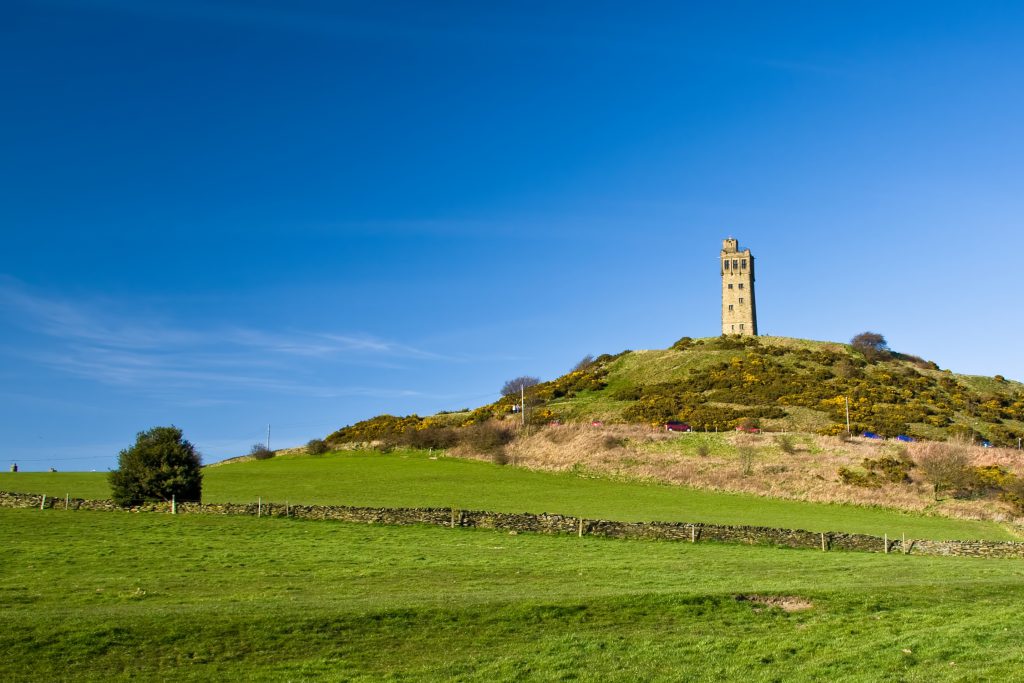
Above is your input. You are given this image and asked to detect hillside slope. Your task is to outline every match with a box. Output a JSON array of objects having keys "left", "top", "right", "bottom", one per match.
[
  {"left": 329, "top": 335, "right": 1024, "bottom": 446},
  {"left": 321, "top": 336, "right": 1024, "bottom": 525}
]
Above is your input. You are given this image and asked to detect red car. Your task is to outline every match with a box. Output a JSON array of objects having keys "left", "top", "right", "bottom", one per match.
[
  {"left": 736, "top": 425, "right": 761, "bottom": 434},
  {"left": 665, "top": 421, "right": 691, "bottom": 432}
]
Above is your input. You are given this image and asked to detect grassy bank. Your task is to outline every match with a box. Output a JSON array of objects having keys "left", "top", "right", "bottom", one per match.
[{"left": 0, "top": 449, "right": 1017, "bottom": 540}]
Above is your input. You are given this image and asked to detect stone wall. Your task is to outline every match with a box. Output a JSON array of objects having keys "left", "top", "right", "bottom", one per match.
[{"left": 3, "top": 490, "right": 1023, "bottom": 558}]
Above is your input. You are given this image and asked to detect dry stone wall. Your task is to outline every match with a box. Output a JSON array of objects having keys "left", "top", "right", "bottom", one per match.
[{"left": 2, "top": 490, "right": 1022, "bottom": 558}]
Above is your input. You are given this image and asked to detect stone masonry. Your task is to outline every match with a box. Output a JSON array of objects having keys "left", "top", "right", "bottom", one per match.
[
  {"left": 721, "top": 237, "right": 757, "bottom": 335},
  {"left": 4, "top": 491, "right": 1023, "bottom": 558}
]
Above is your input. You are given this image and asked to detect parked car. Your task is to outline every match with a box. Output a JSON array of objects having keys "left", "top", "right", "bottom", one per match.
[
  {"left": 895, "top": 435, "right": 915, "bottom": 443},
  {"left": 665, "top": 421, "right": 691, "bottom": 432},
  {"left": 980, "top": 440, "right": 993, "bottom": 448},
  {"left": 591, "top": 420, "right": 604, "bottom": 427},
  {"left": 862, "top": 431, "right": 882, "bottom": 440},
  {"left": 735, "top": 425, "right": 760, "bottom": 434}
]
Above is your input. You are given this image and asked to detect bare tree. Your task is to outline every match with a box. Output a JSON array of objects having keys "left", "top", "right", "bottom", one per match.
[
  {"left": 916, "top": 438, "right": 974, "bottom": 499},
  {"left": 572, "top": 354, "right": 595, "bottom": 372},
  {"left": 501, "top": 376, "right": 540, "bottom": 397}
]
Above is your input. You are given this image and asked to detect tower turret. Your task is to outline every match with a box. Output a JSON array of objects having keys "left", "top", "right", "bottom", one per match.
[{"left": 721, "top": 238, "right": 757, "bottom": 335}]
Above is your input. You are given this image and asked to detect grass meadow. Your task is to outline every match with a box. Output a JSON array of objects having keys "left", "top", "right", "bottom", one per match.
[
  {"left": 0, "top": 448, "right": 1018, "bottom": 540},
  {"left": 3, "top": 508, "right": 1024, "bottom": 681}
]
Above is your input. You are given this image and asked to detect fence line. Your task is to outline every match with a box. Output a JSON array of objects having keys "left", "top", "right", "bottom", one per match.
[{"left": 1, "top": 490, "right": 1021, "bottom": 558}]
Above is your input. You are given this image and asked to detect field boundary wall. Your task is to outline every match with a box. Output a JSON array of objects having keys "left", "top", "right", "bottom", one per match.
[{"left": 1, "top": 490, "right": 1020, "bottom": 558}]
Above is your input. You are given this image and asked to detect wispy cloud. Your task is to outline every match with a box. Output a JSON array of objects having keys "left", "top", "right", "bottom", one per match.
[{"left": 0, "top": 279, "right": 448, "bottom": 400}]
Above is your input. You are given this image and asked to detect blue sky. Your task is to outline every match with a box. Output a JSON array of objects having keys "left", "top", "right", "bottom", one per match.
[{"left": 3, "top": 1, "right": 1024, "bottom": 471}]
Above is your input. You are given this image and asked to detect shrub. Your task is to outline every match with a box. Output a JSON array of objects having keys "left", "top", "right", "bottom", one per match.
[
  {"left": 1001, "top": 476, "right": 1024, "bottom": 512},
  {"left": 108, "top": 426, "right": 202, "bottom": 506},
  {"left": 398, "top": 426, "right": 460, "bottom": 450},
  {"left": 839, "top": 455, "right": 913, "bottom": 488},
  {"left": 612, "top": 386, "right": 643, "bottom": 401},
  {"left": 774, "top": 434, "right": 797, "bottom": 454},
  {"left": 326, "top": 414, "right": 424, "bottom": 444},
  {"left": 306, "top": 438, "right": 328, "bottom": 455},
  {"left": 462, "top": 422, "right": 514, "bottom": 458},
  {"left": 973, "top": 465, "right": 1013, "bottom": 496},
  {"left": 602, "top": 435, "right": 626, "bottom": 450},
  {"left": 838, "top": 467, "right": 876, "bottom": 487},
  {"left": 695, "top": 442, "right": 711, "bottom": 457},
  {"left": 250, "top": 443, "right": 274, "bottom": 460},
  {"left": 670, "top": 336, "right": 694, "bottom": 351},
  {"left": 737, "top": 446, "right": 757, "bottom": 476}
]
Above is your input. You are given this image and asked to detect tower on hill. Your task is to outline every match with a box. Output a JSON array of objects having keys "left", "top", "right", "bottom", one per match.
[{"left": 721, "top": 238, "right": 757, "bottom": 336}]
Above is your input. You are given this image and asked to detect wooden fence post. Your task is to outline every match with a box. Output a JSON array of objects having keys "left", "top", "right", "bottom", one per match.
[
  {"left": 884, "top": 533, "right": 888, "bottom": 554},
  {"left": 820, "top": 532, "right": 826, "bottom": 552},
  {"left": 258, "top": 497, "right": 262, "bottom": 518},
  {"left": 171, "top": 494, "right": 176, "bottom": 515},
  {"left": 65, "top": 493, "right": 69, "bottom": 510},
  {"left": 40, "top": 494, "right": 46, "bottom": 511},
  {"left": 578, "top": 518, "right": 584, "bottom": 537}
]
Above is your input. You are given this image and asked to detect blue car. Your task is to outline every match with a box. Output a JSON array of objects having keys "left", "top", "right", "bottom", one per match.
[
  {"left": 896, "top": 435, "right": 915, "bottom": 443},
  {"left": 862, "top": 431, "right": 882, "bottom": 440}
]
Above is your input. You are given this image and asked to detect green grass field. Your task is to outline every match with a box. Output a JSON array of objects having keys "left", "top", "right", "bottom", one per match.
[
  {"left": 3, "top": 508, "right": 1024, "bottom": 681},
  {"left": 0, "top": 449, "right": 1016, "bottom": 540}
]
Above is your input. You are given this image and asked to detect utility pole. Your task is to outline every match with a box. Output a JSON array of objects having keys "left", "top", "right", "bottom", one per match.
[
  {"left": 267, "top": 424, "right": 271, "bottom": 451},
  {"left": 521, "top": 384, "right": 525, "bottom": 428},
  {"left": 845, "top": 396, "right": 851, "bottom": 435}
]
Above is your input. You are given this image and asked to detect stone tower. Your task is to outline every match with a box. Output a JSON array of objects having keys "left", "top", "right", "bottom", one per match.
[{"left": 721, "top": 238, "right": 757, "bottom": 336}]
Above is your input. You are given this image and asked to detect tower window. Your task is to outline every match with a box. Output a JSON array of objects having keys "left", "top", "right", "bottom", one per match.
[
  {"left": 723, "top": 261, "right": 730, "bottom": 269},
  {"left": 738, "top": 283, "right": 744, "bottom": 289},
  {"left": 728, "top": 284, "right": 733, "bottom": 289},
  {"left": 740, "top": 324, "right": 745, "bottom": 330},
  {"left": 739, "top": 297, "right": 744, "bottom": 304},
  {"left": 728, "top": 305, "right": 733, "bottom": 311},
  {"left": 733, "top": 260, "right": 738, "bottom": 269},
  {"left": 741, "top": 259, "right": 747, "bottom": 269}
]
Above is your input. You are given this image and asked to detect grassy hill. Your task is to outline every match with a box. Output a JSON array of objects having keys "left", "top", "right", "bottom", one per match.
[
  {"left": 314, "top": 335, "right": 1024, "bottom": 527},
  {"left": 328, "top": 335, "right": 1024, "bottom": 445}
]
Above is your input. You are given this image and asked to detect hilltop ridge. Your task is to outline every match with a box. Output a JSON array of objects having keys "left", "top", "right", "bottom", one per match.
[{"left": 328, "top": 335, "right": 1024, "bottom": 447}]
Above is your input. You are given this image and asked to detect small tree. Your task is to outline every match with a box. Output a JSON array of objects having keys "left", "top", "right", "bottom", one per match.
[
  {"left": 109, "top": 426, "right": 202, "bottom": 506},
  {"left": 250, "top": 443, "right": 274, "bottom": 460},
  {"left": 917, "top": 439, "right": 973, "bottom": 499},
  {"left": 306, "top": 438, "right": 328, "bottom": 455},
  {"left": 851, "top": 332, "right": 890, "bottom": 362},
  {"left": 737, "top": 446, "right": 757, "bottom": 476},
  {"left": 501, "top": 376, "right": 540, "bottom": 397}
]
